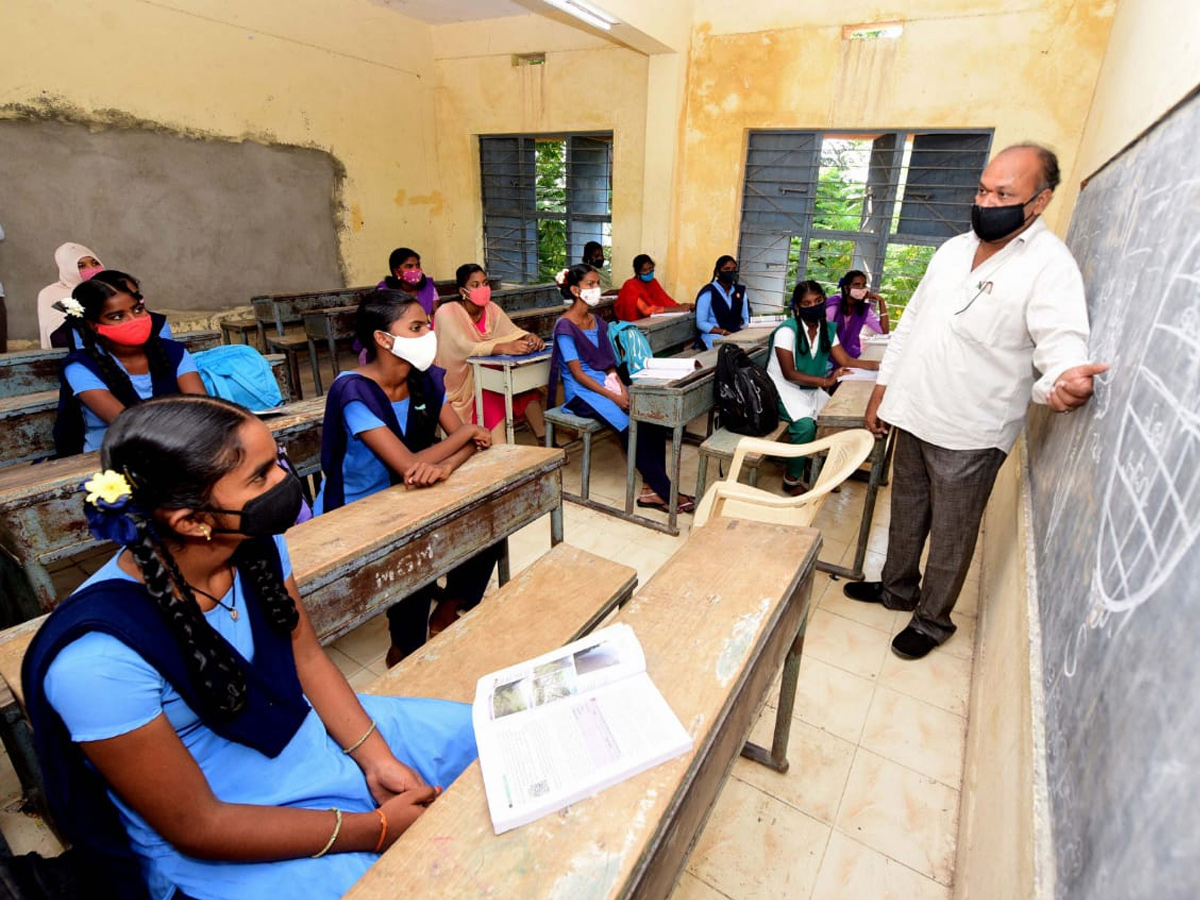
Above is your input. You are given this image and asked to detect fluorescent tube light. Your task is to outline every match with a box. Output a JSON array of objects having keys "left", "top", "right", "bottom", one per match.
[{"left": 543, "top": 0, "right": 617, "bottom": 30}]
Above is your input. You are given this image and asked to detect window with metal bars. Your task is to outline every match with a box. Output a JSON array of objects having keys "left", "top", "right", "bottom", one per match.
[
  {"left": 737, "top": 129, "right": 993, "bottom": 318},
  {"left": 479, "top": 133, "right": 613, "bottom": 284}
]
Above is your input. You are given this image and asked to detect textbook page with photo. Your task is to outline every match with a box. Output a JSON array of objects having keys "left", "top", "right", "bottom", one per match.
[{"left": 472, "top": 623, "right": 694, "bottom": 834}]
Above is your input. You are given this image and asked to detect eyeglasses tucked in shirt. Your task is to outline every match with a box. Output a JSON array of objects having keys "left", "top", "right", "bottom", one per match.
[{"left": 955, "top": 281, "right": 993, "bottom": 316}]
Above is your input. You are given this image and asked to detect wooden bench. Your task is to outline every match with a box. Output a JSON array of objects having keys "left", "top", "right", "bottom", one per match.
[
  {"left": 219, "top": 315, "right": 263, "bottom": 351},
  {"left": 0, "top": 353, "right": 294, "bottom": 470},
  {"left": 694, "top": 421, "right": 788, "bottom": 501},
  {"left": 543, "top": 406, "right": 613, "bottom": 504},
  {"left": 349, "top": 515, "right": 822, "bottom": 899},
  {"left": 0, "top": 541, "right": 634, "bottom": 833},
  {"left": 0, "top": 396, "right": 325, "bottom": 621}
]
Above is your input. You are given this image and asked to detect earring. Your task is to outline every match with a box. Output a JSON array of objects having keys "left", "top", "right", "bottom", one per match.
[{"left": 200, "top": 524, "right": 212, "bottom": 542}]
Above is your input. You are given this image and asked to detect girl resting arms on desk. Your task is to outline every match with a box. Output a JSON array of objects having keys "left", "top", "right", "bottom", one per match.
[
  {"left": 24, "top": 394, "right": 477, "bottom": 900},
  {"left": 614, "top": 254, "right": 684, "bottom": 321},
  {"left": 314, "top": 290, "right": 500, "bottom": 665},
  {"left": 549, "top": 264, "right": 693, "bottom": 515},
  {"left": 54, "top": 270, "right": 205, "bottom": 457},
  {"left": 433, "top": 263, "right": 548, "bottom": 444},
  {"left": 694, "top": 255, "right": 750, "bottom": 350},
  {"left": 825, "top": 269, "right": 890, "bottom": 359},
  {"left": 768, "top": 280, "right": 878, "bottom": 495}
]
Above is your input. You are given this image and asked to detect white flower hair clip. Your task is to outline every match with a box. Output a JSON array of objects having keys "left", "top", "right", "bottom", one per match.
[
  {"left": 54, "top": 298, "right": 85, "bottom": 318},
  {"left": 554, "top": 268, "right": 570, "bottom": 287}
]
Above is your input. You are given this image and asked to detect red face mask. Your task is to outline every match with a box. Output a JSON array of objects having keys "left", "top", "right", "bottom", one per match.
[{"left": 96, "top": 315, "right": 153, "bottom": 347}]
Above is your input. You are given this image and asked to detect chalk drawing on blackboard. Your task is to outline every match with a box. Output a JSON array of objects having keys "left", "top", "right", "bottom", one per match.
[{"left": 1091, "top": 233, "right": 1200, "bottom": 619}]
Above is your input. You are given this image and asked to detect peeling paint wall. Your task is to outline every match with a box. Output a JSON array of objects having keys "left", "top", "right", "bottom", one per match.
[
  {"left": 665, "top": 1, "right": 1115, "bottom": 304},
  {"left": 0, "top": 0, "right": 442, "bottom": 335},
  {"left": 430, "top": 15, "right": 649, "bottom": 281}
]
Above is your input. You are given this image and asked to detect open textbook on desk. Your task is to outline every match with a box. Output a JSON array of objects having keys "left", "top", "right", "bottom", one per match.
[{"left": 473, "top": 623, "right": 693, "bottom": 834}]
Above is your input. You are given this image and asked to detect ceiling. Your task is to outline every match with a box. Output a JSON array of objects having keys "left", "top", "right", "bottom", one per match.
[{"left": 370, "top": 0, "right": 533, "bottom": 25}]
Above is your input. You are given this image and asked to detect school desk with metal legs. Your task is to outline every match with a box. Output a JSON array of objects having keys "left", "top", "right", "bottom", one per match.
[{"left": 467, "top": 349, "right": 552, "bottom": 444}]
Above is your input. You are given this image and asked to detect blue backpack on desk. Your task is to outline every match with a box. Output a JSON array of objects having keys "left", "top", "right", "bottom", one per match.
[
  {"left": 607, "top": 321, "right": 653, "bottom": 377},
  {"left": 193, "top": 345, "right": 283, "bottom": 410}
]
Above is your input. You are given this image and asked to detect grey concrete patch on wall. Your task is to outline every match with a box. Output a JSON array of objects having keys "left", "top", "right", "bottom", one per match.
[{"left": 0, "top": 117, "right": 345, "bottom": 342}]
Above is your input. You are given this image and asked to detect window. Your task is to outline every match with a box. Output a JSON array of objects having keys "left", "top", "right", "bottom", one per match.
[
  {"left": 738, "top": 129, "right": 992, "bottom": 318},
  {"left": 479, "top": 133, "right": 613, "bottom": 284}
]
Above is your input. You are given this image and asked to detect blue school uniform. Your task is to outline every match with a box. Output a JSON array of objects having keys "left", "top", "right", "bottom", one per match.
[
  {"left": 30, "top": 534, "right": 476, "bottom": 900},
  {"left": 694, "top": 280, "right": 750, "bottom": 349},
  {"left": 556, "top": 328, "right": 628, "bottom": 430}
]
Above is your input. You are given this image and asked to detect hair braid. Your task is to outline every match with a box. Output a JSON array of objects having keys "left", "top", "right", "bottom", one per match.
[
  {"left": 127, "top": 520, "right": 248, "bottom": 718},
  {"left": 143, "top": 333, "right": 174, "bottom": 383},
  {"left": 83, "top": 334, "right": 141, "bottom": 408},
  {"left": 235, "top": 543, "right": 299, "bottom": 634}
]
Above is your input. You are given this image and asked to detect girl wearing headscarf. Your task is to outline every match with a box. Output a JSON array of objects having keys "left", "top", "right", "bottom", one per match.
[{"left": 37, "top": 243, "right": 104, "bottom": 349}]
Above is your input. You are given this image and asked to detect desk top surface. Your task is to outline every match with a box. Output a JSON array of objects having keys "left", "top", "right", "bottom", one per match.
[
  {"left": 347, "top": 516, "right": 820, "bottom": 900},
  {"left": 466, "top": 349, "right": 552, "bottom": 366}
]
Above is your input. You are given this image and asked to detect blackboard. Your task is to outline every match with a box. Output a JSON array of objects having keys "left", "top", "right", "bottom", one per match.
[{"left": 1026, "top": 89, "right": 1200, "bottom": 900}]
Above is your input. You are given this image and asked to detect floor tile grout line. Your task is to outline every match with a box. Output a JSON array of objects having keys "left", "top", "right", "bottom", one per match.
[
  {"left": 827, "top": 822, "right": 961, "bottom": 891},
  {"left": 850, "top": 743, "right": 965, "bottom": 802}
]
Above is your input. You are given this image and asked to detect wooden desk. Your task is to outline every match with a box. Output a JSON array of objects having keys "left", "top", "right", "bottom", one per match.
[
  {"left": 715, "top": 324, "right": 776, "bottom": 351},
  {"left": 814, "top": 342, "right": 888, "bottom": 581},
  {"left": 347, "top": 516, "right": 821, "bottom": 900},
  {"left": 623, "top": 346, "right": 768, "bottom": 535},
  {"left": 467, "top": 350, "right": 551, "bottom": 443},
  {"left": 302, "top": 306, "right": 357, "bottom": 395},
  {"left": 631, "top": 311, "right": 696, "bottom": 355},
  {"left": 0, "top": 397, "right": 326, "bottom": 623}
]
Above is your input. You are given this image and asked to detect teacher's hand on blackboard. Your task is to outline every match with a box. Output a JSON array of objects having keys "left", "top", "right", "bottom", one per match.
[{"left": 1048, "top": 362, "right": 1110, "bottom": 413}]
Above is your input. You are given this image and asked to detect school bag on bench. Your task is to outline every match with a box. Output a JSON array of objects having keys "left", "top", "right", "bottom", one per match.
[
  {"left": 607, "top": 320, "right": 654, "bottom": 381},
  {"left": 193, "top": 345, "right": 283, "bottom": 411},
  {"left": 714, "top": 343, "right": 780, "bottom": 436}
]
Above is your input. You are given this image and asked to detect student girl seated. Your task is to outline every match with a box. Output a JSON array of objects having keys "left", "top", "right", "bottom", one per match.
[
  {"left": 694, "top": 255, "right": 749, "bottom": 349},
  {"left": 314, "top": 290, "right": 500, "bottom": 666},
  {"left": 768, "top": 280, "right": 879, "bottom": 495},
  {"left": 549, "top": 264, "right": 693, "bottom": 514},
  {"left": 378, "top": 247, "right": 438, "bottom": 316},
  {"left": 581, "top": 241, "right": 614, "bottom": 292},
  {"left": 433, "top": 263, "right": 548, "bottom": 443},
  {"left": 24, "top": 395, "right": 476, "bottom": 900},
  {"left": 825, "top": 269, "right": 890, "bottom": 358},
  {"left": 54, "top": 270, "right": 205, "bottom": 457},
  {"left": 614, "top": 254, "right": 684, "bottom": 321},
  {"left": 37, "top": 242, "right": 104, "bottom": 349}
]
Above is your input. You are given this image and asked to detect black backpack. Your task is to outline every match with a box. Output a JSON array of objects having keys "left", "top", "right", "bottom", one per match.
[{"left": 713, "top": 343, "right": 780, "bottom": 436}]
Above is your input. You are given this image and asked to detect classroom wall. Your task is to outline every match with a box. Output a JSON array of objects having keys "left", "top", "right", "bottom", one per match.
[
  {"left": 661, "top": 0, "right": 1115, "bottom": 303},
  {"left": 429, "top": 16, "right": 650, "bottom": 281},
  {"left": 0, "top": 0, "right": 441, "bottom": 341}
]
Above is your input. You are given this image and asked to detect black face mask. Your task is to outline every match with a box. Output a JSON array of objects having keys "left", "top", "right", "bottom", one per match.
[
  {"left": 203, "top": 472, "right": 304, "bottom": 537},
  {"left": 717, "top": 269, "right": 738, "bottom": 285},
  {"left": 797, "top": 304, "right": 826, "bottom": 323},
  {"left": 971, "top": 192, "right": 1041, "bottom": 243},
  {"left": 587, "top": 257, "right": 604, "bottom": 268}
]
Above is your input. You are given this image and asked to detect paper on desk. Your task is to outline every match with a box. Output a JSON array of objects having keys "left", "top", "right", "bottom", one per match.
[
  {"left": 649, "top": 311, "right": 690, "bottom": 318},
  {"left": 837, "top": 370, "right": 879, "bottom": 383},
  {"left": 863, "top": 333, "right": 891, "bottom": 344}
]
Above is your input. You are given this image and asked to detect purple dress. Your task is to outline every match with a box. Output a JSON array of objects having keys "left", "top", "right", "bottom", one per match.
[{"left": 825, "top": 294, "right": 883, "bottom": 358}]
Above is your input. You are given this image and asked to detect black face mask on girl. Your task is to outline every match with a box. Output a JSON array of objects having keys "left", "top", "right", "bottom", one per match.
[
  {"left": 202, "top": 472, "right": 305, "bottom": 537},
  {"left": 717, "top": 269, "right": 738, "bottom": 285},
  {"left": 798, "top": 304, "right": 826, "bottom": 324}
]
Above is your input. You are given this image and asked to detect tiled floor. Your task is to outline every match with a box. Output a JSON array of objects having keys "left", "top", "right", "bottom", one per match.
[{"left": 0, "top": 422, "right": 981, "bottom": 899}]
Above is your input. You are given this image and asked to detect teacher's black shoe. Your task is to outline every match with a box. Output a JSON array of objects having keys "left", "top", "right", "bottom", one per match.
[
  {"left": 891, "top": 625, "right": 939, "bottom": 660},
  {"left": 843, "top": 580, "right": 886, "bottom": 604}
]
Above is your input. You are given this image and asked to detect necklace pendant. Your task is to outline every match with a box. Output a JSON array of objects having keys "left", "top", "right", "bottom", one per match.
[{"left": 230, "top": 609, "right": 240, "bottom": 622}]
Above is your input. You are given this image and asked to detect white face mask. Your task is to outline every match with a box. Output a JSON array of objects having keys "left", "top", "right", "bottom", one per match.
[
  {"left": 848, "top": 287, "right": 868, "bottom": 301},
  {"left": 580, "top": 287, "right": 603, "bottom": 307},
  {"left": 381, "top": 329, "right": 438, "bottom": 371}
]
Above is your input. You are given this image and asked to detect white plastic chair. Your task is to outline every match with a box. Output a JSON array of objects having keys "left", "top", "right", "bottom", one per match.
[{"left": 693, "top": 429, "right": 876, "bottom": 528}]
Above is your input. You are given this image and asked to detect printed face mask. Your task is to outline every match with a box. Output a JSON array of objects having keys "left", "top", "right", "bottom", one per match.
[
  {"left": 466, "top": 285, "right": 491, "bottom": 307},
  {"left": 383, "top": 329, "right": 438, "bottom": 371},
  {"left": 580, "top": 287, "right": 603, "bottom": 307},
  {"left": 638, "top": 271, "right": 655, "bottom": 282},
  {"left": 96, "top": 315, "right": 153, "bottom": 347},
  {"left": 401, "top": 268, "right": 424, "bottom": 285},
  {"left": 203, "top": 471, "right": 304, "bottom": 537},
  {"left": 848, "top": 287, "right": 868, "bottom": 301},
  {"left": 798, "top": 304, "right": 826, "bottom": 323}
]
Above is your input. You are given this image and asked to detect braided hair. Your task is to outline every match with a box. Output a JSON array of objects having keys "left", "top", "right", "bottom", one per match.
[
  {"left": 791, "top": 280, "right": 832, "bottom": 356},
  {"left": 69, "top": 271, "right": 172, "bottom": 407},
  {"left": 100, "top": 395, "right": 299, "bottom": 718},
  {"left": 354, "top": 289, "right": 437, "bottom": 447}
]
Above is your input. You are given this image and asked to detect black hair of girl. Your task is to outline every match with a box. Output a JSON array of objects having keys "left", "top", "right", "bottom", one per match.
[
  {"left": 100, "top": 395, "right": 300, "bottom": 718},
  {"left": 455, "top": 262, "right": 486, "bottom": 296},
  {"left": 388, "top": 247, "right": 420, "bottom": 273},
  {"left": 838, "top": 269, "right": 868, "bottom": 315},
  {"left": 711, "top": 255, "right": 737, "bottom": 281},
  {"left": 582, "top": 241, "right": 603, "bottom": 262},
  {"left": 557, "top": 262, "right": 596, "bottom": 301},
  {"left": 69, "top": 272, "right": 173, "bottom": 409},
  {"left": 354, "top": 290, "right": 437, "bottom": 445},
  {"left": 792, "top": 279, "right": 832, "bottom": 355},
  {"left": 632, "top": 253, "right": 653, "bottom": 275}
]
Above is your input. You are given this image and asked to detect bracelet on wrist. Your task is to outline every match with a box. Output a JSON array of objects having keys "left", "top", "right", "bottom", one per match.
[
  {"left": 312, "top": 808, "right": 342, "bottom": 859},
  {"left": 373, "top": 808, "right": 389, "bottom": 854},
  {"left": 343, "top": 720, "right": 377, "bottom": 755}
]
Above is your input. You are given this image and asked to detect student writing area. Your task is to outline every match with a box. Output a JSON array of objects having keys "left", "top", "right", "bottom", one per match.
[{"left": 0, "top": 0, "right": 1197, "bottom": 898}]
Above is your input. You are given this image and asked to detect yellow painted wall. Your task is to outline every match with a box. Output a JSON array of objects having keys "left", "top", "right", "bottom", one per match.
[
  {"left": 664, "top": 1, "right": 1115, "bottom": 303},
  {"left": 0, "top": 0, "right": 442, "bottom": 285},
  {"left": 430, "top": 16, "right": 649, "bottom": 281}
]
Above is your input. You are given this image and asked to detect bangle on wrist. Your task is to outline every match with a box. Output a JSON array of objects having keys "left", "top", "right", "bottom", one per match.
[
  {"left": 373, "top": 808, "right": 388, "bottom": 853},
  {"left": 312, "top": 808, "right": 342, "bottom": 859},
  {"left": 343, "top": 720, "right": 377, "bottom": 755}
]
